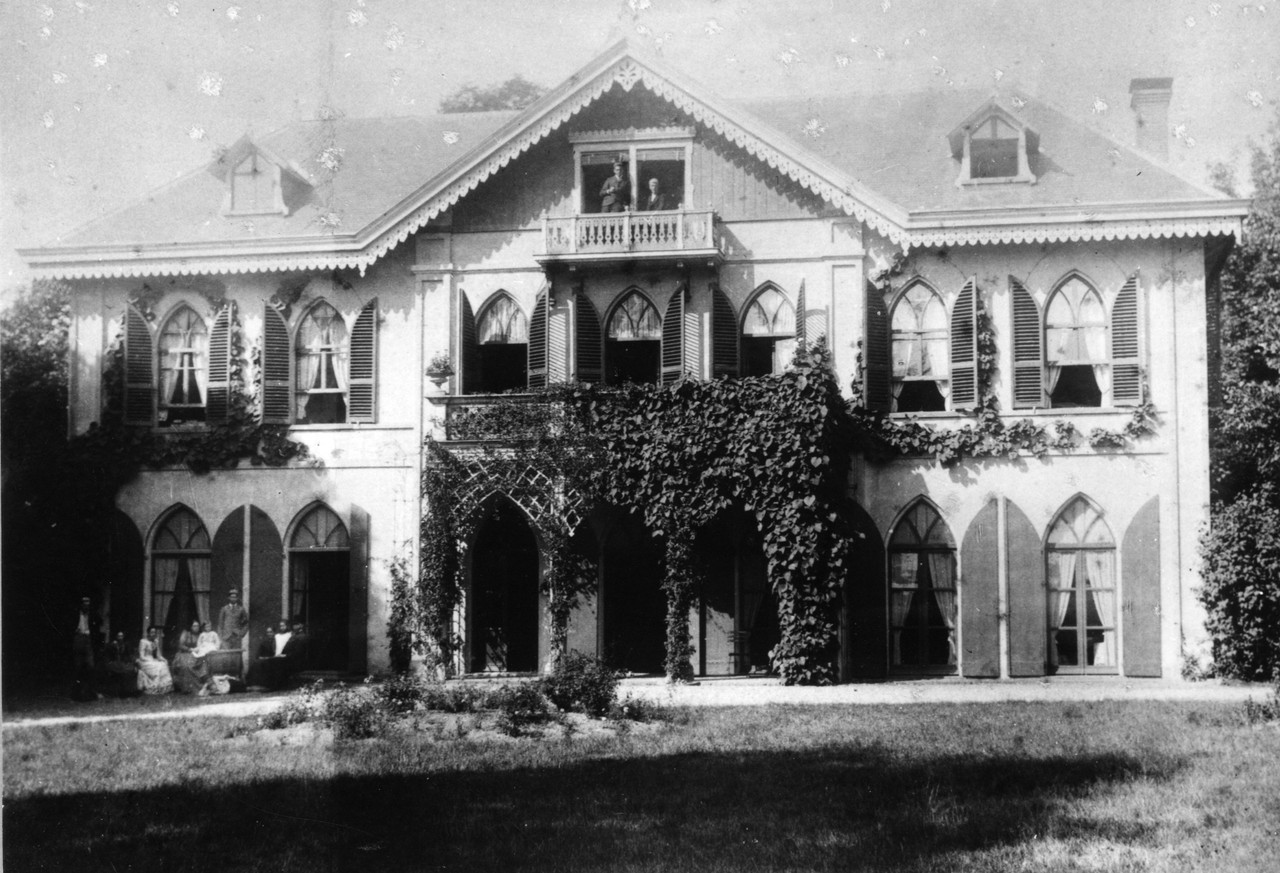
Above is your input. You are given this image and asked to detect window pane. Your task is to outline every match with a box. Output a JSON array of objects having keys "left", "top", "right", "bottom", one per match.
[{"left": 890, "top": 552, "right": 919, "bottom": 586}]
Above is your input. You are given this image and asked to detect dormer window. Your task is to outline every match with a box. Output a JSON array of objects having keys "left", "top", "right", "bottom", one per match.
[
  {"left": 949, "top": 102, "right": 1037, "bottom": 186},
  {"left": 230, "top": 153, "right": 282, "bottom": 215}
]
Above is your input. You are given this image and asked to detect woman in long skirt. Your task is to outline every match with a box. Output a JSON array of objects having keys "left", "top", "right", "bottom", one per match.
[
  {"left": 171, "top": 620, "right": 210, "bottom": 694},
  {"left": 135, "top": 626, "right": 173, "bottom": 695}
]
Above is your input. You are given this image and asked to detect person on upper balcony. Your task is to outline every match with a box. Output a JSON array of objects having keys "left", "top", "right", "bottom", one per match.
[
  {"left": 599, "top": 160, "right": 630, "bottom": 212},
  {"left": 641, "top": 177, "right": 671, "bottom": 211}
]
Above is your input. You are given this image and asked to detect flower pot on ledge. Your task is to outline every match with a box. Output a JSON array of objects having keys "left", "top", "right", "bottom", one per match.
[{"left": 426, "top": 372, "right": 451, "bottom": 395}]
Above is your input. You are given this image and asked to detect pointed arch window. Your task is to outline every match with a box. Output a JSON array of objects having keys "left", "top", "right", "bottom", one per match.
[
  {"left": 1046, "top": 276, "right": 1107, "bottom": 407},
  {"left": 606, "top": 291, "right": 662, "bottom": 385},
  {"left": 151, "top": 507, "right": 212, "bottom": 656},
  {"left": 888, "top": 501, "right": 958, "bottom": 672},
  {"left": 296, "top": 301, "right": 348, "bottom": 423},
  {"left": 157, "top": 307, "right": 208, "bottom": 425},
  {"left": 890, "top": 283, "right": 949, "bottom": 412},
  {"left": 476, "top": 293, "right": 529, "bottom": 393},
  {"left": 741, "top": 285, "right": 796, "bottom": 377},
  {"left": 1047, "top": 498, "right": 1117, "bottom": 674}
]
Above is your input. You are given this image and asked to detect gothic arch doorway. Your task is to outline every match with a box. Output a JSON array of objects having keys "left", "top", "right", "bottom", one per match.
[
  {"left": 287, "top": 504, "right": 350, "bottom": 671},
  {"left": 468, "top": 497, "right": 541, "bottom": 673},
  {"left": 600, "top": 513, "right": 666, "bottom": 674},
  {"left": 698, "top": 511, "right": 779, "bottom": 675}
]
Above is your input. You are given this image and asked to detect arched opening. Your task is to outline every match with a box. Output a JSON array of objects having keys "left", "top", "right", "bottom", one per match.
[
  {"left": 476, "top": 293, "right": 529, "bottom": 393},
  {"left": 295, "top": 300, "right": 348, "bottom": 424},
  {"left": 150, "top": 506, "right": 212, "bottom": 658},
  {"left": 600, "top": 513, "right": 666, "bottom": 674},
  {"left": 605, "top": 290, "right": 662, "bottom": 385},
  {"left": 698, "top": 511, "right": 779, "bottom": 675},
  {"left": 469, "top": 496, "right": 541, "bottom": 673},
  {"left": 740, "top": 284, "right": 796, "bottom": 377},
  {"left": 888, "top": 500, "right": 958, "bottom": 673},
  {"left": 1046, "top": 275, "right": 1106, "bottom": 408},
  {"left": 157, "top": 306, "right": 208, "bottom": 425},
  {"left": 1046, "top": 496, "right": 1117, "bottom": 674},
  {"left": 288, "top": 504, "right": 350, "bottom": 671},
  {"left": 890, "top": 283, "right": 948, "bottom": 412}
]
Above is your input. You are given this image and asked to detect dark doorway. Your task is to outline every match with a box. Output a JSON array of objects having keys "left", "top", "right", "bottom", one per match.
[
  {"left": 741, "top": 337, "right": 783, "bottom": 377},
  {"left": 602, "top": 518, "right": 666, "bottom": 674},
  {"left": 699, "top": 514, "right": 779, "bottom": 675},
  {"left": 470, "top": 499, "right": 540, "bottom": 673},
  {"left": 478, "top": 343, "right": 528, "bottom": 393},
  {"left": 606, "top": 339, "right": 661, "bottom": 385},
  {"left": 290, "top": 551, "right": 350, "bottom": 670}
]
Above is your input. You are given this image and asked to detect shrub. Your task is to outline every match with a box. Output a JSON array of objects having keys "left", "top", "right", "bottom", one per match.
[
  {"left": 1242, "top": 685, "right": 1280, "bottom": 726},
  {"left": 1199, "top": 488, "right": 1280, "bottom": 681},
  {"left": 491, "top": 683, "right": 555, "bottom": 736},
  {"left": 321, "top": 683, "right": 391, "bottom": 740},
  {"left": 378, "top": 672, "right": 432, "bottom": 714},
  {"left": 540, "top": 650, "right": 618, "bottom": 717},
  {"left": 608, "top": 693, "right": 680, "bottom": 724},
  {"left": 259, "top": 680, "right": 325, "bottom": 729},
  {"left": 421, "top": 682, "right": 489, "bottom": 713}
]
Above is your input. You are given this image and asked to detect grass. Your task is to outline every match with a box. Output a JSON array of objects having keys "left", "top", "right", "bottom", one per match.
[{"left": 4, "top": 700, "right": 1280, "bottom": 871}]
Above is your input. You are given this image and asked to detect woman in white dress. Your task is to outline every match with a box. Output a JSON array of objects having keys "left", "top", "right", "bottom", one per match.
[
  {"left": 193, "top": 621, "right": 220, "bottom": 657},
  {"left": 135, "top": 625, "right": 174, "bottom": 695}
]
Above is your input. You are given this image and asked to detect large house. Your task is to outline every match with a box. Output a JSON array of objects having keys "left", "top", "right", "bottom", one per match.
[{"left": 23, "top": 43, "right": 1247, "bottom": 681}]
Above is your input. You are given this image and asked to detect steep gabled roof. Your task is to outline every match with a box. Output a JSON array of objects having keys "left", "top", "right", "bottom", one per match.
[{"left": 22, "top": 40, "right": 1247, "bottom": 280}]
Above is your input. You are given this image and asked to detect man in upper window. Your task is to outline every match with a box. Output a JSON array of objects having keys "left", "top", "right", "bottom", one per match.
[
  {"left": 599, "top": 161, "right": 630, "bottom": 212},
  {"left": 641, "top": 178, "right": 670, "bottom": 211}
]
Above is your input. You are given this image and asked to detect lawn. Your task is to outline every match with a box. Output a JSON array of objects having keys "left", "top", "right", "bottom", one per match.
[{"left": 4, "top": 700, "right": 1279, "bottom": 872}]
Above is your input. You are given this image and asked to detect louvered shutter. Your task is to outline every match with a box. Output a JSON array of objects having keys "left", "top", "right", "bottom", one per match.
[
  {"left": 1122, "top": 496, "right": 1161, "bottom": 676},
  {"left": 949, "top": 278, "right": 978, "bottom": 408},
  {"left": 960, "top": 498, "right": 1001, "bottom": 678},
  {"left": 1006, "top": 499, "right": 1046, "bottom": 676},
  {"left": 574, "top": 288, "right": 602, "bottom": 385},
  {"left": 711, "top": 281, "right": 738, "bottom": 379},
  {"left": 1011, "top": 277, "right": 1045, "bottom": 408},
  {"left": 348, "top": 298, "right": 377, "bottom": 422},
  {"left": 527, "top": 287, "right": 549, "bottom": 390},
  {"left": 458, "top": 293, "right": 478, "bottom": 396},
  {"left": 1111, "top": 276, "right": 1142, "bottom": 406},
  {"left": 661, "top": 283, "right": 686, "bottom": 385},
  {"left": 206, "top": 303, "right": 233, "bottom": 423},
  {"left": 862, "top": 281, "right": 891, "bottom": 412},
  {"left": 260, "top": 302, "right": 292, "bottom": 424},
  {"left": 795, "top": 279, "right": 807, "bottom": 349},
  {"left": 123, "top": 303, "right": 154, "bottom": 426}
]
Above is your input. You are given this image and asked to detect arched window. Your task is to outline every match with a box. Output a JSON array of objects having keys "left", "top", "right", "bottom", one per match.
[
  {"left": 157, "top": 307, "right": 208, "bottom": 424},
  {"left": 151, "top": 507, "right": 212, "bottom": 655},
  {"left": 295, "top": 301, "right": 348, "bottom": 423},
  {"left": 890, "top": 283, "right": 949, "bottom": 412},
  {"left": 288, "top": 504, "right": 351, "bottom": 671},
  {"left": 1046, "top": 497, "right": 1117, "bottom": 674},
  {"left": 605, "top": 290, "right": 662, "bottom": 384},
  {"left": 741, "top": 285, "right": 795, "bottom": 377},
  {"left": 1046, "top": 276, "right": 1107, "bottom": 407},
  {"left": 888, "top": 501, "right": 958, "bottom": 671},
  {"left": 476, "top": 293, "right": 529, "bottom": 393}
]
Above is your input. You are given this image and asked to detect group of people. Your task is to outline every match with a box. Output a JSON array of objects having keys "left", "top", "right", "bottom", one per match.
[
  {"left": 70, "top": 588, "right": 309, "bottom": 700},
  {"left": 598, "top": 160, "right": 675, "bottom": 212}
]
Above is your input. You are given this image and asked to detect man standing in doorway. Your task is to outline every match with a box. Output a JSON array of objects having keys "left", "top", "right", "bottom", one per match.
[
  {"left": 217, "top": 589, "right": 250, "bottom": 650},
  {"left": 71, "top": 595, "right": 100, "bottom": 700}
]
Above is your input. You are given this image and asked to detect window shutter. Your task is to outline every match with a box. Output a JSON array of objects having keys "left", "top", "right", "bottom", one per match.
[
  {"left": 1005, "top": 499, "right": 1046, "bottom": 676},
  {"left": 1011, "top": 277, "right": 1045, "bottom": 408},
  {"left": 259, "top": 302, "right": 292, "bottom": 424},
  {"left": 661, "top": 283, "right": 686, "bottom": 385},
  {"left": 348, "top": 504, "right": 370, "bottom": 674},
  {"left": 348, "top": 298, "right": 377, "bottom": 422},
  {"left": 711, "top": 281, "right": 738, "bottom": 379},
  {"left": 123, "top": 303, "right": 154, "bottom": 426},
  {"left": 862, "top": 281, "right": 891, "bottom": 412},
  {"left": 960, "top": 498, "right": 1001, "bottom": 678},
  {"left": 1111, "top": 276, "right": 1142, "bottom": 406},
  {"left": 1122, "top": 496, "right": 1162, "bottom": 676},
  {"left": 206, "top": 303, "right": 233, "bottom": 423},
  {"left": 949, "top": 278, "right": 978, "bottom": 408},
  {"left": 527, "top": 287, "right": 549, "bottom": 390},
  {"left": 458, "top": 292, "right": 478, "bottom": 396},
  {"left": 795, "top": 279, "right": 807, "bottom": 348},
  {"left": 574, "top": 288, "right": 602, "bottom": 384}
]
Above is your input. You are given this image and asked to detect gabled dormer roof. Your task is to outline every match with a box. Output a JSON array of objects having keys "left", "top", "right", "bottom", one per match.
[
  {"left": 22, "top": 39, "right": 1248, "bottom": 280},
  {"left": 206, "top": 135, "right": 310, "bottom": 186},
  {"left": 946, "top": 99, "right": 1039, "bottom": 160}
]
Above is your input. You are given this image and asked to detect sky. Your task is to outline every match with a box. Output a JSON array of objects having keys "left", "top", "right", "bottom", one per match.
[{"left": 1, "top": 0, "right": 1277, "bottom": 295}]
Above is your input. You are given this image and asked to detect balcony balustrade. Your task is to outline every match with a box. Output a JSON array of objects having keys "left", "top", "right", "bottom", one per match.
[
  {"left": 428, "top": 393, "right": 561, "bottom": 443},
  {"left": 537, "top": 209, "right": 721, "bottom": 267}
]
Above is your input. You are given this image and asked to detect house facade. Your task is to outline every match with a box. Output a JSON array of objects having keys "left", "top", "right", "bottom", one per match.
[{"left": 23, "top": 44, "right": 1246, "bottom": 681}]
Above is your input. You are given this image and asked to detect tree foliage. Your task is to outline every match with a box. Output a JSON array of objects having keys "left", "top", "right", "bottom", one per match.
[
  {"left": 1201, "top": 109, "right": 1280, "bottom": 680},
  {"left": 439, "top": 76, "right": 546, "bottom": 113}
]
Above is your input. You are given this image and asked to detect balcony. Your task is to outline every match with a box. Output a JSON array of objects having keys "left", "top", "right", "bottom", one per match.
[
  {"left": 427, "top": 393, "right": 558, "bottom": 443},
  {"left": 537, "top": 209, "right": 722, "bottom": 268}
]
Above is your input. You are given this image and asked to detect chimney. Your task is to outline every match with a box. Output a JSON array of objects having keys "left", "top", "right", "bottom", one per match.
[{"left": 1129, "top": 78, "right": 1173, "bottom": 161}]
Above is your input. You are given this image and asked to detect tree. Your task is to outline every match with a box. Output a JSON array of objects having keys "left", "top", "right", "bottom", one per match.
[
  {"left": 439, "top": 75, "right": 546, "bottom": 113},
  {"left": 1201, "top": 109, "right": 1280, "bottom": 681}
]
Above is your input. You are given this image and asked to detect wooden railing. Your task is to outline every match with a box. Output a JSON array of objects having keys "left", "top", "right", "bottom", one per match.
[{"left": 542, "top": 209, "right": 719, "bottom": 257}]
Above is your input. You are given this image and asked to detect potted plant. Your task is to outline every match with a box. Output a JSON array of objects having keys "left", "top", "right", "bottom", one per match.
[{"left": 425, "top": 351, "right": 454, "bottom": 393}]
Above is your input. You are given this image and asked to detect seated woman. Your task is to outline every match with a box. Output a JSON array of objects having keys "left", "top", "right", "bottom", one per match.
[
  {"left": 101, "top": 630, "right": 139, "bottom": 697},
  {"left": 135, "top": 625, "right": 174, "bottom": 695},
  {"left": 171, "top": 619, "right": 211, "bottom": 694},
  {"left": 193, "top": 621, "right": 220, "bottom": 658}
]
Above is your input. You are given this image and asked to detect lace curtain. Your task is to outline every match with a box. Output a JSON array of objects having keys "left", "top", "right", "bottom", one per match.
[{"left": 928, "top": 553, "right": 958, "bottom": 665}]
